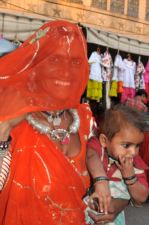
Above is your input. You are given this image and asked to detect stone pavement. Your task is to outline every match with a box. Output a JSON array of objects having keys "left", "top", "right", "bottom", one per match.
[{"left": 125, "top": 199, "right": 149, "bottom": 225}]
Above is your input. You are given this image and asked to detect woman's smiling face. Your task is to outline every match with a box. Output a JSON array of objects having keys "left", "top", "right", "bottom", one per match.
[
  {"left": 44, "top": 37, "right": 84, "bottom": 100},
  {"left": 33, "top": 27, "right": 88, "bottom": 105}
]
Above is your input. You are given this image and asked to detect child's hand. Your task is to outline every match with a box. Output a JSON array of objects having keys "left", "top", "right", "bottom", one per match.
[
  {"left": 116, "top": 155, "right": 135, "bottom": 178},
  {"left": 89, "top": 181, "right": 111, "bottom": 214}
]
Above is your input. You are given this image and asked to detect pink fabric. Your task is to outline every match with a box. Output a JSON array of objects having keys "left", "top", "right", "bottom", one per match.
[
  {"left": 144, "top": 60, "right": 149, "bottom": 83},
  {"left": 121, "top": 87, "right": 135, "bottom": 103},
  {"left": 145, "top": 83, "right": 149, "bottom": 103}
]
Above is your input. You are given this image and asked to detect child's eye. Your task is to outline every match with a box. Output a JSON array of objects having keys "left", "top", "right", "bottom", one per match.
[
  {"left": 121, "top": 143, "right": 130, "bottom": 148},
  {"left": 136, "top": 144, "right": 141, "bottom": 148}
]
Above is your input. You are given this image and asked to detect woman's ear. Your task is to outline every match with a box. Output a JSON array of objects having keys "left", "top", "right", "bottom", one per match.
[{"left": 99, "top": 133, "right": 108, "bottom": 148}]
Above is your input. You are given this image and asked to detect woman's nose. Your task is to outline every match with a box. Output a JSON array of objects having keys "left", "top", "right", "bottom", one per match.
[{"left": 62, "top": 60, "right": 70, "bottom": 78}]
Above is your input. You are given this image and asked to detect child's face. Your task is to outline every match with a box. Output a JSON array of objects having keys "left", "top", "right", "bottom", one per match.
[{"left": 102, "top": 125, "right": 144, "bottom": 160}]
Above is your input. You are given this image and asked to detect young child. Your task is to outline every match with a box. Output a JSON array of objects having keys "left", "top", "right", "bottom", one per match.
[{"left": 86, "top": 104, "right": 149, "bottom": 225}]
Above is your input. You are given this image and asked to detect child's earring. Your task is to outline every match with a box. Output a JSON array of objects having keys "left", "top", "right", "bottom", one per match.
[
  {"left": 101, "top": 146, "right": 104, "bottom": 162},
  {"left": 100, "top": 134, "right": 107, "bottom": 162}
]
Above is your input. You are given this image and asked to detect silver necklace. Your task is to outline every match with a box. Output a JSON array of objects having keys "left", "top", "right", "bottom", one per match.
[
  {"left": 42, "top": 110, "right": 64, "bottom": 126},
  {"left": 26, "top": 109, "right": 80, "bottom": 145}
]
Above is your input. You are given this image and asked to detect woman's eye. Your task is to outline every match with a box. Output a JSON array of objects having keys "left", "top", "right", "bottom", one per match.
[{"left": 71, "top": 58, "right": 82, "bottom": 66}]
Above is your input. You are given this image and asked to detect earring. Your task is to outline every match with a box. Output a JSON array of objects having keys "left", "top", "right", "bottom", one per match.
[{"left": 101, "top": 146, "right": 104, "bottom": 162}]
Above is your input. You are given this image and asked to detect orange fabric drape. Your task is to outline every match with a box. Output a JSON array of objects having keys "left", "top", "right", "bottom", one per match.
[
  {"left": 0, "top": 104, "right": 91, "bottom": 225},
  {"left": 0, "top": 20, "right": 89, "bottom": 121}
]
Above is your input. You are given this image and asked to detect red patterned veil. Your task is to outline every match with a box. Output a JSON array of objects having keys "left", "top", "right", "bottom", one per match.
[{"left": 0, "top": 20, "right": 89, "bottom": 121}]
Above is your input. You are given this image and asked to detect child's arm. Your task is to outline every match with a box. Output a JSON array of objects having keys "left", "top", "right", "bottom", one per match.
[
  {"left": 117, "top": 155, "right": 149, "bottom": 205},
  {"left": 86, "top": 147, "right": 111, "bottom": 214}
]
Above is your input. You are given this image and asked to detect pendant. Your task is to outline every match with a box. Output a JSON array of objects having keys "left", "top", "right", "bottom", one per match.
[
  {"left": 47, "top": 115, "right": 53, "bottom": 123},
  {"left": 61, "top": 134, "right": 70, "bottom": 145},
  {"left": 53, "top": 117, "right": 61, "bottom": 126},
  {"left": 47, "top": 115, "right": 62, "bottom": 126}
]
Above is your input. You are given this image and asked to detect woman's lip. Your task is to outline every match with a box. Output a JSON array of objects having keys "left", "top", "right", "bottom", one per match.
[{"left": 54, "top": 80, "right": 70, "bottom": 86}]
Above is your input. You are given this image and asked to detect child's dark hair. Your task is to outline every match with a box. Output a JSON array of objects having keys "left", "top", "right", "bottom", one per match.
[{"left": 100, "top": 104, "right": 149, "bottom": 140}]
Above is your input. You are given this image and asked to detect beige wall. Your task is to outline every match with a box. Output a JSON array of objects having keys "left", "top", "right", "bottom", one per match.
[{"left": 0, "top": 0, "right": 149, "bottom": 43}]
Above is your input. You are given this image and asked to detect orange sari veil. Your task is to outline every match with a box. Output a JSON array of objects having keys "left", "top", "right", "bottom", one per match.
[{"left": 0, "top": 20, "right": 89, "bottom": 121}]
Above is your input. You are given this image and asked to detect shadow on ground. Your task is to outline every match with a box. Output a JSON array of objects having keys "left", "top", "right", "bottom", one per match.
[{"left": 125, "top": 199, "right": 149, "bottom": 225}]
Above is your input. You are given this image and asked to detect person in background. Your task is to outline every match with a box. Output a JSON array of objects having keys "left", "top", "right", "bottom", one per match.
[
  {"left": 125, "top": 89, "right": 148, "bottom": 113},
  {"left": 0, "top": 20, "right": 129, "bottom": 225},
  {"left": 86, "top": 104, "right": 149, "bottom": 225}
]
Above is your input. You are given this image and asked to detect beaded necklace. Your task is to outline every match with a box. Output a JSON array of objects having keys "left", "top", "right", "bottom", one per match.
[
  {"left": 42, "top": 110, "right": 64, "bottom": 126},
  {"left": 26, "top": 109, "right": 80, "bottom": 145}
]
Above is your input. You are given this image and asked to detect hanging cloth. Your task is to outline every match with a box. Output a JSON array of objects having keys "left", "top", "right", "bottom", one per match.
[
  {"left": 88, "top": 51, "right": 102, "bottom": 82},
  {"left": 144, "top": 60, "right": 149, "bottom": 102},
  {"left": 101, "top": 50, "right": 113, "bottom": 82},
  {"left": 112, "top": 53, "right": 124, "bottom": 82},
  {"left": 110, "top": 53, "right": 124, "bottom": 97},
  {"left": 121, "top": 58, "right": 136, "bottom": 102},
  {"left": 101, "top": 50, "right": 113, "bottom": 109},
  {"left": 86, "top": 50, "right": 103, "bottom": 101},
  {"left": 135, "top": 56, "right": 145, "bottom": 90}
]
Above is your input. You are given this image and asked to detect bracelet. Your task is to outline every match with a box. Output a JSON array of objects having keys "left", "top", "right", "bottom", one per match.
[
  {"left": 125, "top": 177, "right": 137, "bottom": 186},
  {"left": 123, "top": 175, "right": 136, "bottom": 181},
  {"left": 0, "top": 136, "right": 12, "bottom": 152},
  {"left": 93, "top": 176, "right": 109, "bottom": 184}
]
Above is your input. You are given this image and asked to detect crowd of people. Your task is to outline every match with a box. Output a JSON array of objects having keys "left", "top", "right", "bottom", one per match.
[{"left": 0, "top": 19, "right": 148, "bottom": 225}]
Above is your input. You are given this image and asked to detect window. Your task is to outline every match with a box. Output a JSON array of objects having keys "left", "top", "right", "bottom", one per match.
[
  {"left": 110, "top": 0, "right": 124, "bottom": 14},
  {"left": 127, "top": 0, "right": 139, "bottom": 18},
  {"left": 91, "top": 0, "right": 107, "bottom": 10}
]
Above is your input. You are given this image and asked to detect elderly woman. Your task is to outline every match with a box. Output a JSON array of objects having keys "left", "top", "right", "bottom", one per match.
[{"left": 0, "top": 20, "right": 128, "bottom": 225}]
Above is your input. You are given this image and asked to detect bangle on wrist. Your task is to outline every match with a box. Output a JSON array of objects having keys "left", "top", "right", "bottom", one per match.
[
  {"left": 123, "top": 174, "right": 136, "bottom": 181},
  {"left": 124, "top": 176, "right": 137, "bottom": 186},
  {"left": 0, "top": 136, "right": 12, "bottom": 156},
  {"left": 93, "top": 176, "right": 109, "bottom": 184}
]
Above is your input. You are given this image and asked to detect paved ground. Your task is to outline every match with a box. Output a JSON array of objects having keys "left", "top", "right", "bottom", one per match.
[{"left": 125, "top": 199, "right": 149, "bottom": 225}]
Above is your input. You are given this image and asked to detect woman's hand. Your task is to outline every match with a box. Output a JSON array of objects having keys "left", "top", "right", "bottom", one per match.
[
  {"left": 0, "top": 114, "right": 26, "bottom": 140},
  {"left": 88, "top": 198, "right": 129, "bottom": 224},
  {"left": 89, "top": 181, "right": 111, "bottom": 214}
]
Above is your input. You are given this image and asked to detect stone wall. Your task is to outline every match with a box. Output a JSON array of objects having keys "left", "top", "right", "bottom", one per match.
[{"left": 0, "top": 0, "right": 149, "bottom": 43}]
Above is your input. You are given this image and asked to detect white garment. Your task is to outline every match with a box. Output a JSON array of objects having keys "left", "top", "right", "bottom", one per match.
[
  {"left": 88, "top": 51, "right": 102, "bottom": 81},
  {"left": 123, "top": 59, "right": 136, "bottom": 88},
  {"left": 112, "top": 54, "right": 125, "bottom": 81}
]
